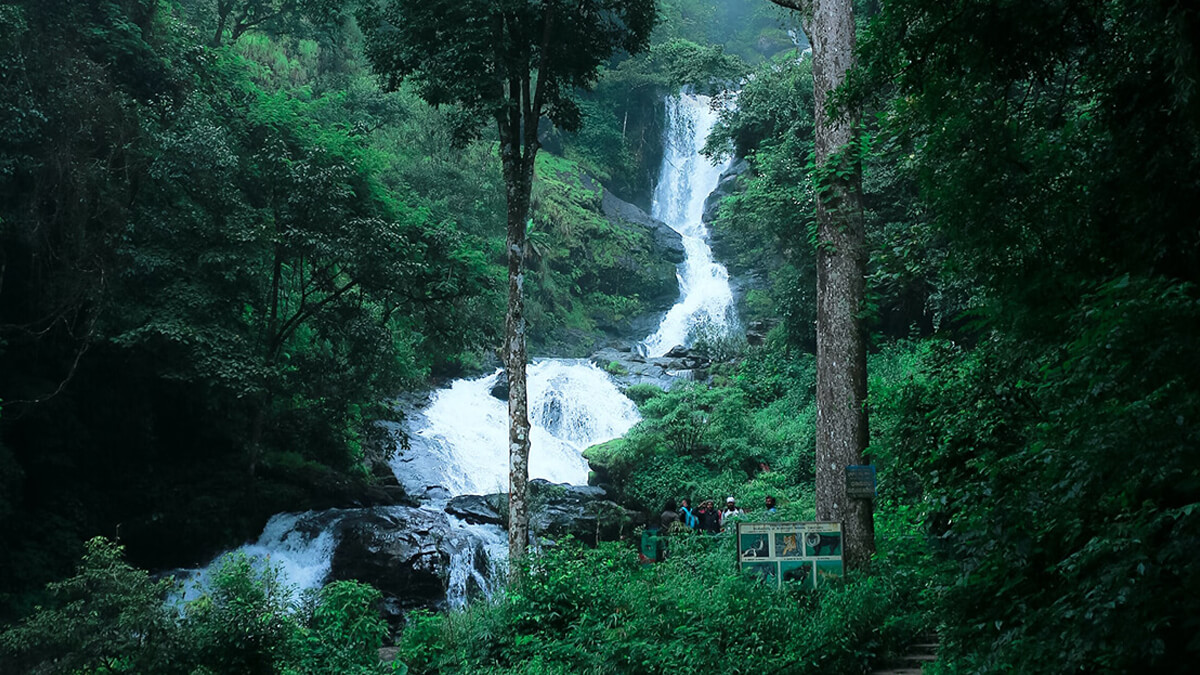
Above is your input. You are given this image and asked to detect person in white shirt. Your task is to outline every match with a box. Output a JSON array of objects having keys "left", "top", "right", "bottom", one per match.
[{"left": 719, "top": 496, "right": 744, "bottom": 529}]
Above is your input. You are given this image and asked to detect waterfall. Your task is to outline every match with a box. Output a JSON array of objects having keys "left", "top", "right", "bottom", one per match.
[
  {"left": 641, "top": 93, "right": 738, "bottom": 357},
  {"left": 185, "top": 90, "right": 739, "bottom": 610},
  {"left": 171, "top": 509, "right": 344, "bottom": 604},
  {"left": 396, "top": 360, "right": 641, "bottom": 497}
]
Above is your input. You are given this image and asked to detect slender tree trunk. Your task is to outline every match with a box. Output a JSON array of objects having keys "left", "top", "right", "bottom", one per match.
[
  {"left": 500, "top": 122, "right": 534, "bottom": 562},
  {"left": 810, "top": 0, "right": 873, "bottom": 569},
  {"left": 213, "top": 0, "right": 231, "bottom": 47}
]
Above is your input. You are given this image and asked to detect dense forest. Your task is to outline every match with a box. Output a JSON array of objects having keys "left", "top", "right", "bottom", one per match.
[{"left": 2, "top": 0, "right": 1197, "bottom": 673}]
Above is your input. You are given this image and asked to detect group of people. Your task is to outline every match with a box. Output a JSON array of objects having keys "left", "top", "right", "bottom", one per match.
[{"left": 659, "top": 495, "right": 778, "bottom": 534}]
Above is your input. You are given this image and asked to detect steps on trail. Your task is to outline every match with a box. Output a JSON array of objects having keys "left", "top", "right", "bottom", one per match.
[{"left": 871, "top": 639, "right": 938, "bottom": 675}]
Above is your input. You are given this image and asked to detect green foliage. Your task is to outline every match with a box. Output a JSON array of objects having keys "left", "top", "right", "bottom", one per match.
[
  {"left": 586, "top": 343, "right": 817, "bottom": 511},
  {"left": 186, "top": 554, "right": 299, "bottom": 674},
  {"left": 0, "top": 0, "right": 496, "bottom": 608},
  {"left": 603, "top": 360, "right": 628, "bottom": 376},
  {"left": 393, "top": 535, "right": 922, "bottom": 674},
  {"left": 0, "top": 538, "right": 180, "bottom": 674},
  {"left": 524, "top": 153, "right": 678, "bottom": 353},
  {"left": 656, "top": 0, "right": 801, "bottom": 65},
  {"left": 0, "top": 539, "right": 393, "bottom": 674},
  {"left": 870, "top": 282, "right": 1200, "bottom": 672},
  {"left": 359, "top": 0, "right": 657, "bottom": 142},
  {"left": 622, "top": 383, "right": 664, "bottom": 405},
  {"left": 844, "top": 0, "right": 1200, "bottom": 668},
  {"left": 295, "top": 581, "right": 391, "bottom": 675},
  {"left": 704, "top": 56, "right": 819, "bottom": 347}
]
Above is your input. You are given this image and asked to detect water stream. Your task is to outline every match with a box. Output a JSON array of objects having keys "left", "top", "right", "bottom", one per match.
[
  {"left": 181, "top": 91, "right": 738, "bottom": 608},
  {"left": 642, "top": 93, "right": 737, "bottom": 356}
]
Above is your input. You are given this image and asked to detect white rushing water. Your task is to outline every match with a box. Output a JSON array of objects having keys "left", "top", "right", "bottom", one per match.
[
  {"left": 185, "top": 90, "right": 739, "bottom": 608},
  {"left": 397, "top": 360, "right": 640, "bottom": 497},
  {"left": 641, "top": 93, "right": 738, "bottom": 357},
  {"left": 172, "top": 509, "right": 342, "bottom": 604}
]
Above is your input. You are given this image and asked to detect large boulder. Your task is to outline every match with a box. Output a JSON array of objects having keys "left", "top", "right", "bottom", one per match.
[
  {"left": 329, "top": 507, "right": 451, "bottom": 611},
  {"left": 527, "top": 479, "right": 636, "bottom": 545},
  {"left": 445, "top": 494, "right": 504, "bottom": 526},
  {"left": 601, "top": 189, "right": 685, "bottom": 264},
  {"left": 489, "top": 371, "right": 508, "bottom": 401},
  {"left": 327, "top": 506, "right": 494, "bottom": 617},
  {"left": 449, "top": 480, "right": 636, "bottom": 546},
  {"left": 702, "top": 157, "right": 750, "bottom": 225},
  {"left": 589, "top": 345, "right": 712, "bottom": 390}
]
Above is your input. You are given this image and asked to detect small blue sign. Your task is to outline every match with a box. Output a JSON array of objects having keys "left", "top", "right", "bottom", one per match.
[{"left": 845, "top": 464, "right": 877, "bottom": 499}]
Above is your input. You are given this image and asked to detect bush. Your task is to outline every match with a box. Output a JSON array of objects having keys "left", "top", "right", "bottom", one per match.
[
  {"left": 586, "top": 343, "right": 818, "bottom": 511},
  {"left": 870, "top": 279, "right": 1200, "bottom": 672},
  {"left": 393, "top": 535, "right": 923, "bottom": 674},
  {"left": 0, "top": 539, "right": 395, "bottom": 674},
  {"left": 184, "top": 553, "right": 302, "bottom": 674},
  {"left": 0, "top": 537, "right": 182, "bottom": 674},
  {"left": 297, "top": 581, "right": 391, "bottom": 675}
]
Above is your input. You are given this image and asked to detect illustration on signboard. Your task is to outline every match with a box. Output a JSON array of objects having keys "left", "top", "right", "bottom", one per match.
[
  {"left": 780, "top": 560, "right": 815, "bottom": 590},
  {"left": 740, "top": 533, "right": 769, "bottom": 558},
  {"left": 775, "top": 532, "right": 803, "bottom": 557},
  {"left": 743, "top": 562, "right": 778, "bottom": 583},
  {"left": 816, "top": 560, "right": 844, "bottom": 583},
  {"left": 805, "top": 531, "right": 842, "bottom": 557}
]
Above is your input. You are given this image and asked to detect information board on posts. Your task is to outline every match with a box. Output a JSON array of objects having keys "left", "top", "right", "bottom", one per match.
[{"left": 736, "top": 521, "right": 844, "bottom": 589}]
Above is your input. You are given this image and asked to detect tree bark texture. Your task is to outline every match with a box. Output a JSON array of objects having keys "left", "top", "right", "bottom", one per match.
[
  {"left": 809, "top": 0, "right": 874, "bottom": 569},
  {"left": 502, "top": 158, "right": 532, "bottom": 561},
  {"left": 498, "top": 62, "right": 543, "bottom": 561}
]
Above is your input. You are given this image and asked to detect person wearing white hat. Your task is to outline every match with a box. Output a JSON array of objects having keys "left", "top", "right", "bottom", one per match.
[{"left": 720, "top": 496, "right": 744, "bottom": 530}]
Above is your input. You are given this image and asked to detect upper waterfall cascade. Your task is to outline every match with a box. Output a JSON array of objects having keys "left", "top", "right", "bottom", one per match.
[{"left": 641, "top": 93, "right": 738, "bottom": 357}]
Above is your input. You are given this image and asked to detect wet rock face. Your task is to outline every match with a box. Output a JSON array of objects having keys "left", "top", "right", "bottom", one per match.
[
  {"left": 589, "top": 345, "right": 712, "bottom": 389},
  {"left": 489, "top": 372, "right": 509, "bottom": 401},
  {"left": 701, "top": 157, "right": 749, "bottom": 225},
  {"left": 745, "top": 319, "right": 779, "bottom": 347},
  {"left": 600, "top": 189, "right": 685, "bottom": 264},
  {"left": 446, "top": 480, "right": 635, "bottom": 546},
  {"left": 445, "top": 494, "right": 504, "bottom": 526},
  {"left": 329, "top": 507, "right": 451, "bottom": 611},
  {"left": 527, "top": 480, "right": 635, "bottom": 545}
]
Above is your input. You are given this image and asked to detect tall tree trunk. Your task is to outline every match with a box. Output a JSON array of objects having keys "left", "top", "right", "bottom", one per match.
[
  {"left": 811, "top": 0, "right": 873, "bottom": 569},
  {"left": 771, "top": 0, "right": 874, "bottom": 568},
  {"left": 500, "top": 123, "right": 534, "bottom": 562}
]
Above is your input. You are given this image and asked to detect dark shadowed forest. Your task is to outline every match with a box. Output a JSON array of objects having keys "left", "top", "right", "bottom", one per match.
[{"left": 2, "top": 0, "right": 1197, "bottom": 673}]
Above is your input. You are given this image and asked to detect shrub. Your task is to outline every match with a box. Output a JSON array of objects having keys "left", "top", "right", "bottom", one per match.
[
  {"left": 392, "top": 534, "right": 924, "bottom": 674},
  {"left": 0, "top": 539, "right": 396, "bottom": 674},
  {"left": 0, "top": 537, "right": 182, "bottom": 674},
  {"left": 183, "top": 554, "right": 302, "bottom": 674}
]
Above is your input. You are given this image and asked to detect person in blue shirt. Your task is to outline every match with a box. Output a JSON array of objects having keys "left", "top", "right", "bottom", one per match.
[{"left": 678, "top": 498, "right": 698, "bottom": 528}]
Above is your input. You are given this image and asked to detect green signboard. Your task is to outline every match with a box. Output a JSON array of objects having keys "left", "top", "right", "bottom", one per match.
[{"left": 736, "top": 521, "right": 844, "bottom": 589}]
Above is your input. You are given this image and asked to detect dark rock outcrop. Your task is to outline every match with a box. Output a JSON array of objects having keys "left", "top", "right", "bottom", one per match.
[
  {"left": 589, "top": 345, "right": 713, "bottom": 389},
  {"left": 526, "top": 479, "right": 635, "bottom": 545},
  {"left": 329, "top": 507, "right": 452, "bottom": 611},
  {"left": 446, "top": 480, "right": 635, "bottom": 546},
  {"left": 445, "top": 494, "right": 504, "bottom": 526},
  {"left": 601, "top": 189, "right": 685, "bottom": 264},
  {"left": 702, "top": 157, "right": 750, "bottom": 225},
  {"left": 489, "top": 371, "right": 509, "bottom": 400},
  {"left": 323, "top": 505, "right": 496, "bottom": 623},
  {"left": 745, "top": 319, "right": 779, "bottom": 347}
]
